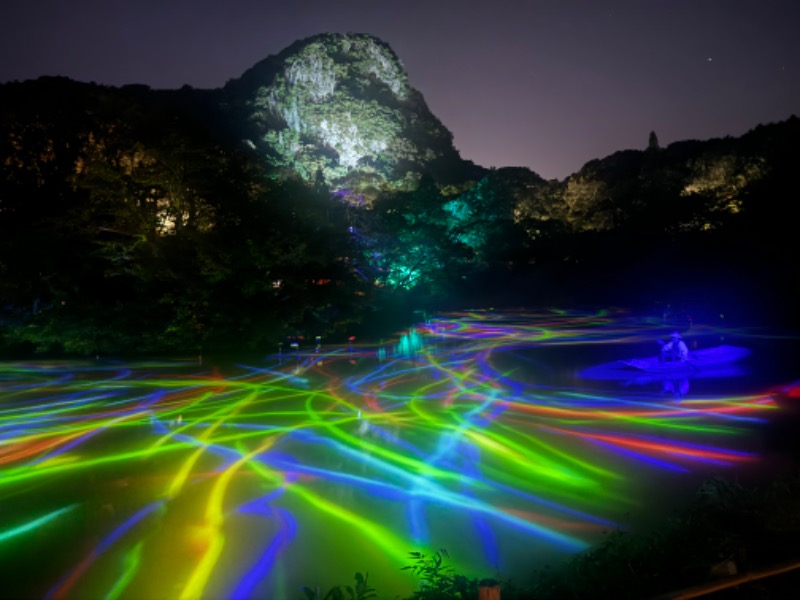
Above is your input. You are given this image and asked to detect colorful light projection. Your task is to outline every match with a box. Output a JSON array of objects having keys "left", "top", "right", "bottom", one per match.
[{"left": 0, "top": 309, "right": 784, "bottom": 599}]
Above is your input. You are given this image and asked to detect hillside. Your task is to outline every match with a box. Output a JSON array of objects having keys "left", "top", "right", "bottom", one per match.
[{"left": 1, "top": 34, "right": 799, "bottom": 356}]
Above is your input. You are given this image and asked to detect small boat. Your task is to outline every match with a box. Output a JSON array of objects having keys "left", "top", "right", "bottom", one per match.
[
  {"left": 579, "top": 344, "right": 751, "bottom": 384},
  {"left": 620, "top": 344, "right": 751, "bottom": 373}
]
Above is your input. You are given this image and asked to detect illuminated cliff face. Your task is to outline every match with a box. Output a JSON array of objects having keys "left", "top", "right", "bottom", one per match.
[{"left": 232, "top": 33, "right": 460, "bottom": 197}]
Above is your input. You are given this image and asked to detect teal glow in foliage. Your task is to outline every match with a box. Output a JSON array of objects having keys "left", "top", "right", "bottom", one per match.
[
  {"left": 451, "top": 227, "right": 488, "bottom": 251},
  {"left": 443, "top": 198, "right": 472, "bottom": 222},
  {"left": 442, "top": 198, "right": 483, "bottom": 248},
  {"left": 441, "top": 181, "right": 497, "bottom": 251},
  {"left": 383, "top": 262, "right": 422, "bottom": 290}
]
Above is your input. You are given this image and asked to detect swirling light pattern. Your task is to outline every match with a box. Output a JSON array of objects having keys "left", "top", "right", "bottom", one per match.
[{"left": 0, "top": 308, "right": 789, "bottom": 599}]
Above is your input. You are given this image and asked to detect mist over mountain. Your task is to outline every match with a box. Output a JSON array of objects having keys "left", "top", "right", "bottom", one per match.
[{"left": 1, "top": 33, "right": 798, "bottom": 356}]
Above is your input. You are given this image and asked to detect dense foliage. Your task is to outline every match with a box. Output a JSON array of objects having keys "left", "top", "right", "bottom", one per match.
[
  {"left": 0, "top": 78, "right": 373, "bottom": 356},
  {"left": 1, "top": 35, "right": 799, "bottom": 357}
]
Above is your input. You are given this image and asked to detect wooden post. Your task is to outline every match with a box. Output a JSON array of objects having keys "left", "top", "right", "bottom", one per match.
[{"left": 478, "top": 581, "right": 501, "bottom": 600}]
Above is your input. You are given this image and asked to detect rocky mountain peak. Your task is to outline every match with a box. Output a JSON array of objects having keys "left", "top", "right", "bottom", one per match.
[{"left": 225, "top": 33, "right": 479, "bottom": 200}]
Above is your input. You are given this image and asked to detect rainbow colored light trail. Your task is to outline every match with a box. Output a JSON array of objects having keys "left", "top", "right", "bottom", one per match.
[{"left": 0, "top": 308, "right": 791, "bottom": 599}]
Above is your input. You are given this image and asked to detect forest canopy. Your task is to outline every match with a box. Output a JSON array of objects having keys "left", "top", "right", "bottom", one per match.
[{"left": 1, "top": 71, "right": 798, "bottom": 357}]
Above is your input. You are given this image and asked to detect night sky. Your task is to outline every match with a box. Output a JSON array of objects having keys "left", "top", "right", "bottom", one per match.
[{"left": 2, "top": 0, "right": 798, "bottom": 180}]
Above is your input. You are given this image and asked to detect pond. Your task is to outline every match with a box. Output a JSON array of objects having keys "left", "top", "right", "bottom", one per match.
[{"left": 1, "top": 308, "right": 798, "bottom": 599}]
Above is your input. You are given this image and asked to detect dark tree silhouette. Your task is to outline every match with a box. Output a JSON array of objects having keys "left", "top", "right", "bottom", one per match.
[{"left": 648, "top": 130, "right": 661, "bottom": 151}]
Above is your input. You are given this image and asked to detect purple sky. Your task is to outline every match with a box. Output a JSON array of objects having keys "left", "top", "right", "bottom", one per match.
[{"left": 2, "top": 0, "right": 798, "bottom": 180}]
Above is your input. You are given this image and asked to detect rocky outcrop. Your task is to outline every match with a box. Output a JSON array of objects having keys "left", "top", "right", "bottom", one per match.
[{"left": 223, "top": 33, "right": 483, "bottom": 201}]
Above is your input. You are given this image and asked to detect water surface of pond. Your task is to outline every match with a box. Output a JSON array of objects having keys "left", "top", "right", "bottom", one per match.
[{"left": 1, "top": 308, "right": 797, "bottom": 599}]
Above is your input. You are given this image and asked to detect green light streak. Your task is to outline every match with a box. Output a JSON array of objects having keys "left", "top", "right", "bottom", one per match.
[
  {"left": 105, "top": 542, "right": 143, "bottom": 600},
  {"left": 0, "top": 308, "right": 783, "bottom": 599},
  {"left": 0, "top": 504, "right": 77, "bottom": 543}
]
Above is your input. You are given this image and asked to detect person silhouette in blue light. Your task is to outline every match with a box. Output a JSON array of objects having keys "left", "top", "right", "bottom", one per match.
[{"left": 659, "top": 331, "right": 689, "bottom": 362}]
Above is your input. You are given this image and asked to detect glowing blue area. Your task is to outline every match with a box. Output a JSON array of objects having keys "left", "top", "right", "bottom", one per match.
[{"left": 233, "top": 496, "right": 297, "bottom": 600}]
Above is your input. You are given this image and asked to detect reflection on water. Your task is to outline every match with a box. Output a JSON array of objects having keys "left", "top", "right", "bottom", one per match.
[{"left": 0, "top": 308, "right": 797, "bottom": 599}]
